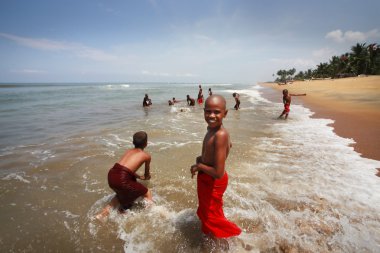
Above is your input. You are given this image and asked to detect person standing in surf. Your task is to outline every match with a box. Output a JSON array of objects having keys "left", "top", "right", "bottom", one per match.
[
  {"left": 278, "top": 89, "right": 306, "bottom": 119},
  {"left": 143, "top": 94, "right": 152, "bottom": 107},
  {"left": 232, "top": 92, "right": 240, "bottom": 110},
  {"left": 190, "top": 95, "right": 241, "bottom": 238},
  {"left": 197, "top": 84, "right": 204, "bottom": 104}
]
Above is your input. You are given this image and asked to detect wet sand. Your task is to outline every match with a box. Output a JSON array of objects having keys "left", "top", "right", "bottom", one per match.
[{"left": 260, "top": 76, "right": 380, "bottom": 163}]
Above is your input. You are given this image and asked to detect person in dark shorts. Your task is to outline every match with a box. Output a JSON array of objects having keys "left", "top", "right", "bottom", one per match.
[
  {"left": 187, "top": 95, "right": 195, "bottom": 106},
  {"left": 232, "top": 93, "right": 240, "bottom": 110},
  {"left": 96, "top": 131, "right": 152, "bottom": 220},
  {"left": 143, "top": 94, "right": 152, "bottom": 107}
]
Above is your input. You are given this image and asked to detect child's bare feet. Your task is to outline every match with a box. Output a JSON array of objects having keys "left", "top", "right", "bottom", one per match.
[
  {"left": 95, "top": 206, "right": 111, "bottom": 222},
  {"left": 144, "top": 198, "right": 154, "bottom": 209}
]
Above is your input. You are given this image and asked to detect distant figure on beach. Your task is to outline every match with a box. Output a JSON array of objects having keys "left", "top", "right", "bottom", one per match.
[
  {"left": 143, "top": 94, "right": 152, "bottom": 107},
  {"left": 278, "top": 89, "right": 306, "bottom": 119},
  {"left": 197, "top": 85, "right": 204, "bottom": 104},
  {"left": 187, "top": 95, "right": 195, "bottom": 106},
  {"left": 208, "top": 88, "right": 212, "bottom": 96},
  {"left": 96, "top": 131, "right": 152, "bottom": 220},
  {"left": 172, "top": 97, "right": 180, "bottom": 103},
  {"left": 168, "top": 100, "right": 174, "bottom": 106},
  {"left": 232, "top": 93, "right": 240, "bottom": 110},
  {"left": 190, "top": 95, "right": 242, "bottom": 238}
]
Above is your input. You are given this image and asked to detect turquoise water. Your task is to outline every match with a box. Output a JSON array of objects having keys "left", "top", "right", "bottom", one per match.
[{"left": 1, "top": 82, "right": 379, "bottom": 252}]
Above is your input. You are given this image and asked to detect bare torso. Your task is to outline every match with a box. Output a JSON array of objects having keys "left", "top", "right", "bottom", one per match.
[
  {"left": 283, "top": 95, "right": 292, "bottom": 105},
  {"left": 118, "top": 148, "right": 150, "bottom": 173},
  {"left": 201, "top": 127, "right": 231, "bottom": 167}
]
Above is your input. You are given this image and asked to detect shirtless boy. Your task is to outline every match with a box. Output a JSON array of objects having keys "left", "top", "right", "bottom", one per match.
[
  {"left": 278, "top": 89, "right": 306, "bottom": 119},
  {"left": 232, "top": 93, "right": 240, "bottom": 110},
  {"left": 197, "top": 85, "right": 204, "bottom": 104},
  {"left": 187, "top": 95, "right": 195, "bottom": 106},
  {"left": 96, "top": 131, "right": 152, "bottom": 220},
  {"left": 143, "top": 94, "right": 152, "bottom": 107},
  {"left": 190, "top": 95, "right": 241, "bottom": 238}
]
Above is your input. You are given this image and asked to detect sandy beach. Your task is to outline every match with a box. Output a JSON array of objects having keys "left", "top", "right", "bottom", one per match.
[{"left": 261, "top": 76, "right": 380, "bottom": 164}]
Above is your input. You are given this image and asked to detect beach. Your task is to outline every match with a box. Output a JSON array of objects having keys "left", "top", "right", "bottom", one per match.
[
  {"left": 1, "top": 82, "right": 380, "bottom": 252},
  {"left": 261, "top": 76, "right": 380, "bottom": 163}
]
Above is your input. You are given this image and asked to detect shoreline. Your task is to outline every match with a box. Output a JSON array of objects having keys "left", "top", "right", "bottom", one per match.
[{"left": 259, "top": 76, "right": 380, "bottom": 172}]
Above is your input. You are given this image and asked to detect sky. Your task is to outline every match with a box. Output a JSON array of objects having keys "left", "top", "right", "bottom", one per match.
[{"left": 0, "top": 0, "right": 379, "bottom": 83}]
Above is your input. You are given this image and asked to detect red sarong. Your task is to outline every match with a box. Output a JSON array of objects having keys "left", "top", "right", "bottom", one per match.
[
  {"left": 108, "top": 163, "right": 148, "bottom": 209},
  {"left": 284, "top": 103, "right": 290, "bottom": 113},
  {"left": 196, "top": 172, "right": 241, "bottom": 238},
  {"left": 197, "top": 98, "right": 203, "bottom": 104}
]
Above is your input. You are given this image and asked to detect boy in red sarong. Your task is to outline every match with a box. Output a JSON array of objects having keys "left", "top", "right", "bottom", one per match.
[
  {"left": 278, "top": 89, "right": 306, "bottom": 119},
  {"left": 96, "top": 131, "right": 152, "bottom": 220},
  {"left": 190, "top": 95, "right": 241, "bottom": 238},
  {"left": 197, "top": 84, "right": 204, "bottom": 104}
]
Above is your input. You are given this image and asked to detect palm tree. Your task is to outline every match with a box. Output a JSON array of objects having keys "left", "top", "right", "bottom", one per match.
[
  {"left": 276, "top": 70, "right": 287, "bottom": 82},
  {"left": 350, "top": 43, "right": 368, "bottom": 75},
  {"left": 329, "top": 56, "right": 341, "bottom": 78},
  {"left": 315, "top": 62, "right": 329, "bottom": 78},
  {"left": 367, "top": 43, "right": 380, "bottom": 74},
  {"left": 287, "top": 68, "right": 296, "bottom": 81}
]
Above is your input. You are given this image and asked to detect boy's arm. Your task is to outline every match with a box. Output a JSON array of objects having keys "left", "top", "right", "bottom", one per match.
[
  {"left": 139, "top": 155, "right": 151, "bottom": 180},
  {"left": 290, "top": 93, "right": 306, "bottom": 96}
]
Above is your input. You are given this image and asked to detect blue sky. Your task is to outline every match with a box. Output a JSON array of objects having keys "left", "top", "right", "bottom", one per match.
[{"left": 0, "top": 0, "right": 379, "bottom": 83}]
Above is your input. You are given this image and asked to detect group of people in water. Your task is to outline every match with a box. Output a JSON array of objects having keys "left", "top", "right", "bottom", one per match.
[
  {"left": 97, "top": 86, "right": 305, "bottom": 245},
  {"left": 144, "top": 85, "right": 242, "bottom": 110}
]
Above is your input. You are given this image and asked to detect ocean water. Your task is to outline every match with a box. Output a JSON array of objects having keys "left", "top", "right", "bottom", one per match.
[{"left": 0, "top": 82, "right": 379, "bottom": 253}]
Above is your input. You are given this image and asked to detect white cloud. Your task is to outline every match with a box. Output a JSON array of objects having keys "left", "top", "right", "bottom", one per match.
[
  {"left": 11, "top": 69, "right": 47, "bottom": 74},
  {"left": 269, "top": 58, "right": 315, "bottom": 70},
  {"left": 0, "top": 33, "right": 117, "bottom": 61},
  {"left": 312, "top": 47, "right": 335, "bottom": 59},
  {"left": 141, "top": 70, "right": 196, "bottom": 77},
  {"left": 326, "top": 29, "right": 380, "bottom": 43}
]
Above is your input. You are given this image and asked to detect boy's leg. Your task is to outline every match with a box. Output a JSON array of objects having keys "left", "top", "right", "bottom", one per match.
[
  {"left": 144, "top": 189, "right": 153, "bottom": 202},
  {"left": 96, "top": 196, "right": 119, "bottom": 221}
]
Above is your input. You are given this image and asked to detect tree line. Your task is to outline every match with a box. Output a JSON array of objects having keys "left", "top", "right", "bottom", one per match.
[{"left": 275, "top": 43, "right": 380, "bottom": 83}]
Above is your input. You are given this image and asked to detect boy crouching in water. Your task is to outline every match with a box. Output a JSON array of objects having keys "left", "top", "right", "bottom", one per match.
[
  {"left": 190, "top": 95, "right": 241, "bottom": 238},
  {"left": 96, "top": 131, "right": 152, "bottom": 220}
]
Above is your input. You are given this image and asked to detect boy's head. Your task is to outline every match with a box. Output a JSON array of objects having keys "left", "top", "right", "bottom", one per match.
[
  {"left": 133, "top": 131, "right": 148, "bottom": 148},
  {"left": 232, "top": 92, "right": 237, "bottom": 97},
  {"left": 283, "top": 89, "right": 288, "bottom": 95},
  {"left": 187, "top": 95, "right": 190, "bottom": 98},
  {"left": 203, "top": 95, "right": 228, "bottom": 128}
]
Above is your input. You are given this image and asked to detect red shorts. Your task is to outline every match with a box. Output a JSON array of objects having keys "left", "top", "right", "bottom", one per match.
[
  {"left": 108, "top": 163, "right": 148, "bottom": 209},
  {"left": 284, "top": 104, "right": 290, "bottom": 113}
]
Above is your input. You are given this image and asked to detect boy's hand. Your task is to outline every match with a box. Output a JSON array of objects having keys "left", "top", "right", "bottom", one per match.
[
  {"left": 139, "top": 174, "right": 151, "bottom": 180},
  {"left": 190, "top": 164, "right": 198, "bottom": 179}
]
